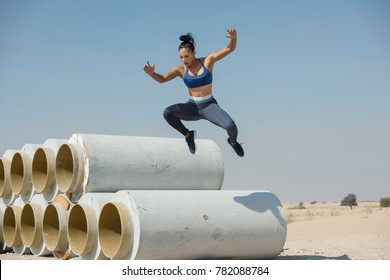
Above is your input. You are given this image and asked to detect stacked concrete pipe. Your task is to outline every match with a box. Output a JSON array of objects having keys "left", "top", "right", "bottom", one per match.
[
  {"left": 0, "top": 150, "right": 19, "bottom": 205},
  {"left": 10, "top": 144, "right": 40, "bottom": 203},
  {"left": 2, "top": 197, "right": 30, "bottom": 254},
  {"left": 1, "top": 133, "right": 287, "bottom": 260},
  {"left": 99, "top": 190, "right": 287, "bottom": 260},
  {"left": 55, "top": 134, "right": 225, "bottom": 202},
  {"left": 0, "top": 201, "right": 12, "bottom": 253},
  {"left": 32, "top": 139, "right": 67, "bottom": 202},
  {"left": 20, "top": 194, "right": 51, "bottom": 256},
  {"left": 42, "top": 194, "right": 75, "bottom": 259},
  {"left": 68, "top": 193, "right": 113, "bottom": 259}
]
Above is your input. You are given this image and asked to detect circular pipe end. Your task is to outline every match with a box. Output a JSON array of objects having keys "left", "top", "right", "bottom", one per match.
[
  {"left": 56, "top": 144, "right": 84, "bottom": 193},
  {"left": 0, "top": 158, "right": 11, "bottom": 198},
  {"left": 42, "top": 204, "right": 60, "bottom": 251},
  {"left": 98, "top": 202, "right": 133, "bottom": 259},
  {"left": 10, "top": 153, "right": 26, "bottom": 195},
  {"left": 32, "top": 148, "right": 55, "bottom": 193},
  {"left": 43, "top": 203, "right": 70, "bottom": 252},
  {"left": 20, "top": 204, "right": 37, "bottom": 247},
  {"left": 3, "top": 206, "right": 22, "bottom": 247},
  {"left": 68, "top": 204, "right": 96, "bottom": 256}
]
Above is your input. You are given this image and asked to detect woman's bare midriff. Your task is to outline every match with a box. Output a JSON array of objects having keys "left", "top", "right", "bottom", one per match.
[{"left": 188, "top": 84, "right": 212, "bottom": 97}]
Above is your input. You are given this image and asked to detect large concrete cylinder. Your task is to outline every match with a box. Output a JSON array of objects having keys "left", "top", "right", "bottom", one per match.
[
  {"left": 0, "top": 201, "right": 12, "bottom": 253},
  {"left": 42, "top": 194, "right": 75, "bottom": 259},
  {"left": 0, "top": 150, "right": 18, "bottom": 205},
  {"left": 68, "top": 193, "right": 113, "bottom": 260},
  {"left": 2, "top": 197, "right": 30, "bottom": 254},
  {"left": 10, "top": 144, "right": 40, "bottom": 203},
  {"left": 98, "top": 190, "right": 287, "bottom": 260},
  {"left": 56, "top": 134, "right": 224, "bottom": 202},
  {"left": 20, "top": 194, "right": 51, "bottom": 256},
  {"left": 32, "top": 139, "right": 67, "bottom": 202}
]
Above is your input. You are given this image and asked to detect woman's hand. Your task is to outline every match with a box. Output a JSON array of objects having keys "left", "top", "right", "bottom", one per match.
[
  {"left": 226, "top": 28, "right": 237, "bottom": 39},
  {"left": 143, "top": 61, "right": 155, "bottom": 75}
]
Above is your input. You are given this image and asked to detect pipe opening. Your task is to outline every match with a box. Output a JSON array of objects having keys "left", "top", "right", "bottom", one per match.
[
  {"left": 99, "top": 203, "right": 127, "bottom": 258},
  {"left": 20, "top": 204, "right": 36, "bottom": 247},
  {"left": 43, "top": 204, "right": 60, "bottom": 250},
  {"left": 10, "top": 153, "right": 24, "bottom": 194},
  {"left": 56, "top": 145, "right": 75, "bottom": 192},
  {"left": 68, "top": 204, "right": 88, "bottom": 255},
  {"left": 3, "top": 207, "right": 18, "bottom": 247},
  {"left": 32, "top": 148, "right": 49, "bottom": 193},
  {"left": 0, "top": 159, "right": 7, "bottom": 197}
]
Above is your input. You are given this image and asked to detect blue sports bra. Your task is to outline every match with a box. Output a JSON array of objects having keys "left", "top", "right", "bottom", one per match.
[{"left": 183, "top": 60, "right": 213, "bottom": 88}]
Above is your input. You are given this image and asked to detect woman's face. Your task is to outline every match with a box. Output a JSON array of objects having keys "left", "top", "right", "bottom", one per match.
[{"left": 179, "top": 48, "right": 196, "bottom": 67}]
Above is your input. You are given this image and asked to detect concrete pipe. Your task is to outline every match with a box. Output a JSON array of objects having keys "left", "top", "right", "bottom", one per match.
[
  {"left": 42, "top": 194, "right": 75, "bottom": 259},
  {"left": 32, "top": 139, "right": 67, "bottom": 202},
  {"left": 20, "top": 194, "right": 51, "bottom": 256},
  {"left": 98, "top": 190, "right": 287, "bottom": 260},
  {"left": 68, "top": 193, "right": 113, "bottom": 259},
  {"left": 10, "top": 144, "right": 40, "bottom": 203},
  {"left": 56, "top": 134, "right": 224, "bottom": 202},
  {"left": 0, "top": 150, "right": 18, "bottom": 205},
  {"left": 2, "top": 197, "right": 30, "bottom": 254},
  {"left": 0, "top": 201, "right": 12, "bottom": 253}
]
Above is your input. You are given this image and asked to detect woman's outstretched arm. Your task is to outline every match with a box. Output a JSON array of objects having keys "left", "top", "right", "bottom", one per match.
[
  {"left": 205, "top": 29, "right": 237, "bottom": 69},
  {"left": 143, "top": 61, "right": 182, "bottom": 83}
]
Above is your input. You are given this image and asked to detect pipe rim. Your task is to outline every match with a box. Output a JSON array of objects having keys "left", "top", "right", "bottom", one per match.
[
  {"left": 98, "top": 202, "right": 133, "bottom": 259},
  {"left": 0, "top": 158, "right": 10, "bottom": 197},
  {"left": 3, "top": 206, "right": 21, "bottom": 247},
  {"left": 32, "top": 148, "right": 54, "bottom": 193},
  {"left": 10, "top": 153, "right": 25, "bottom": 194},
  {"left": 56, "top": 144, "right": 83, "bottom": 193},
  {"left": 20, "top": 204, "right": 37, "bottom": 247},
  {"left": 68, "top": 204, "right": 90, "bottom": 255},
  {"left": 42, "top": 204, "right": 61, "bottom": 251}
]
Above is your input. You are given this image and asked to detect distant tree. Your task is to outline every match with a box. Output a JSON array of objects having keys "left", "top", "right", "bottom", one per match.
[
  {"left": 380, "top": 197, "right": 390, "bottom": 208},
  {"left": 341, "top": 193, "right": 358, "bottom": 209}
]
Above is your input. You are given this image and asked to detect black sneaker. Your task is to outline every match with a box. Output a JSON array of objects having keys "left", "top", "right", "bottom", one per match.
[
  {"left": 227, "top": 138, "right": 244, "bottom": 157},
  {"left": 185, "top": 130, "right": 196, "bottom": 154}
]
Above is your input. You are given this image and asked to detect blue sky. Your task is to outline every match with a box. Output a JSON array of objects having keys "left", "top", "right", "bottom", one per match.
[{"left": 1, "top": 0, "right": 389, "bottom": 203}]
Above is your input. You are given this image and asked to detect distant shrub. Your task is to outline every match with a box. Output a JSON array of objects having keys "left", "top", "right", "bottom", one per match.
[
  {"left": 380, "top": 197, "right": 390, "bottom": 208},
  {"left": 310, "top": 201, "right": 317, "bottom": 204},
  {"left": 341, "top": 193, "right": 358, "bottom": 208},
  {"left": 288, "top": 202, "right": 306, "bottom": 210}
]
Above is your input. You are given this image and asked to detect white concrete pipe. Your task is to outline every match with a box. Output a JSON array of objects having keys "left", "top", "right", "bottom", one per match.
[
  {"left": 32, "top": 139, "right": 67, "bottom": 202},
  {"left": 2, "top": 197, "right": 30, "bottom": 254},
  {"left": 56, "top": 134, "right": 224, "bottom": 202},
  {"left": 0, "top": 150, "right": 18, "bottom": 205},
  {"left": 0, "top": 201, "right": 12, "bottom": 253},
  {"left": 42, "top": 194, "right": 75, "bottom": 259},
  {"left": 20, "top": 194, "right": 51, "bottom": 256},
  {"left": 68, "top": 193, "right": 113, "bottom": 259},
  {"left": 10, "top": 144, "right": 40, "bottom": 203},
  {"left": 98, "top": 190, "right": 287, "bottom": 260}
]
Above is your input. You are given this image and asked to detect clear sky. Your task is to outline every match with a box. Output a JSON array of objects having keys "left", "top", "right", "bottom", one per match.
[{"left": 1, "top": 0, "right": 389, "bottom": 203}]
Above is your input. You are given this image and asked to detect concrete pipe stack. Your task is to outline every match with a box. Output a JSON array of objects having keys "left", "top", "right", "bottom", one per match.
[{"left": 0, "top": 133, "right": 287, "bottom": 259}]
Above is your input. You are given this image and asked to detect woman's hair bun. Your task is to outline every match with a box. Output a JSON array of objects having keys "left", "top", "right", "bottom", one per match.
[
  {"left": 178, "top": 33, "right": 195, "bottom": 51},
  {"left": 179, "top": 33, "right": 194, "bottom": 44}
]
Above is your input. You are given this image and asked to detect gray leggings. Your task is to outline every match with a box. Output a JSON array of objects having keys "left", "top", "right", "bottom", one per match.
[{"left": 163, "top": 97, "right": 238, "bottom": 143}]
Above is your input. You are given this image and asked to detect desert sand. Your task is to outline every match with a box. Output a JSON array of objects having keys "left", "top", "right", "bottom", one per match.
[
  {"left": 276, "top": 202, "right": 390, "bottom": 260},
  {"left": 1, "top": 202, "right": 389, "bottom": 260}
]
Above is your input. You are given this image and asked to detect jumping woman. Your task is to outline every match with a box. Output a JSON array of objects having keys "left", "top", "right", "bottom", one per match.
[{"left": 143, "top": 28, "right": 244, "bottom": 157}]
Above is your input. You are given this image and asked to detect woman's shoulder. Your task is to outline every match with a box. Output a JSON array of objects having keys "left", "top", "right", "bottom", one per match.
[{"left": 171, "top": 64, "right": 186, "bottom": 77}]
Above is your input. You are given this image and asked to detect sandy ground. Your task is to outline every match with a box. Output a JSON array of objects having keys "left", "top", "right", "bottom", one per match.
[
  {"left": 1, "top": 202, "right": 389, "bottom": 260},
  {"left": 276, "top": 202, "right": 390, "bottom": 260}
]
